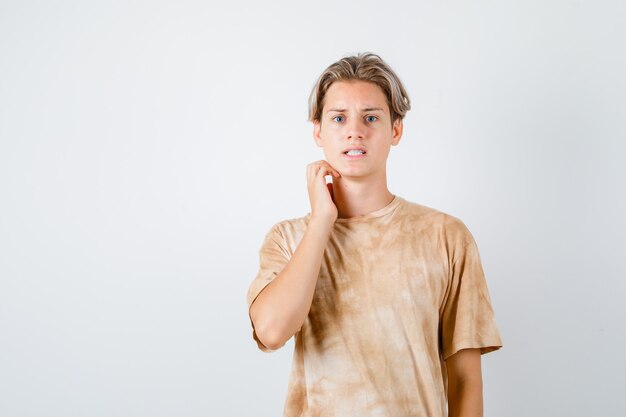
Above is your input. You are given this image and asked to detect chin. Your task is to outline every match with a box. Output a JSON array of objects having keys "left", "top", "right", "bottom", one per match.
[{"left": 339, "top": 170, "right": 373, "bottom": 179}]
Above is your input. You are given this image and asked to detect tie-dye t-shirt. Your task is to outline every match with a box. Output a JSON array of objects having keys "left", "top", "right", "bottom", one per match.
[{"left": 247, "top": 195, "right": 502, "bottom": 417}]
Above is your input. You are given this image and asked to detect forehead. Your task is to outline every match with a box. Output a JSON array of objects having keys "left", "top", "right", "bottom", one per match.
[{"left": 323, "top": 80, "right": 389, "bottom": 111}]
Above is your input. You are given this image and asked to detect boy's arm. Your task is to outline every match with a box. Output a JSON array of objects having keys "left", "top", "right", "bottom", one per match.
[
  {"left": 446, "top": 348, "right": 484, "bottom": 417},
  {"left": 249, "top": 161, "right": 340, "bottom": 351}
]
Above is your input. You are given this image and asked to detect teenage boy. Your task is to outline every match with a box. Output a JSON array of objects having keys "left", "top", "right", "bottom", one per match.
[{"left": 246, "top": 52, "right": 502, "bottom": 417}]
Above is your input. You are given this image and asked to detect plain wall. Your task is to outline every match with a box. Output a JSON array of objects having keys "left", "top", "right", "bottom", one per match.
[{"left": 1, "top": 1, "right": 624, "bottom": 416}]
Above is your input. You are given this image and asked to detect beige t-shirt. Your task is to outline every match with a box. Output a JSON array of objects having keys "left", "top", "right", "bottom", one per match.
[{"left": 247, "top": 195, "right": 502, "bottom": 417}]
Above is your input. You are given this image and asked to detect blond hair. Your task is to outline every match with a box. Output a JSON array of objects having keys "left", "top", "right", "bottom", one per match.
[{"left": 308, "top": 52, "right": 411, "bottom": 124}]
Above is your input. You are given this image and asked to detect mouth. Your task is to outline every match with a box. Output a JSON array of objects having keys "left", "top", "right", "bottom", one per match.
[
  {"left": 343, "top": 148, "right": 367, "bottom": 160},
  {"left": 343, "top": 149, "right": 366, "bottom": 156}
]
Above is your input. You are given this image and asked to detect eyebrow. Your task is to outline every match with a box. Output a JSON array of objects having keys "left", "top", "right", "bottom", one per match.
[{"left": 327, "top": 107, "right": 385, "bottom": 113}]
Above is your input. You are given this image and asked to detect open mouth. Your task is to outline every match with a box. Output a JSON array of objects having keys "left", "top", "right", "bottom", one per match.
[{"left": 344, "top": 150, "right": 366, "bottom": 156}]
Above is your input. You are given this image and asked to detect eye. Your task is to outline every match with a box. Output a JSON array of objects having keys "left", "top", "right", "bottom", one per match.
[
  {"left": 365, "top": 115, "right": 378, "bottom": 122},
  {"left": 332, "top": 115, "right": 345, "bottom": 123}
]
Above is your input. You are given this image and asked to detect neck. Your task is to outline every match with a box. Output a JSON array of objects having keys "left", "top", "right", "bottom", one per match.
[{"left": 331, "top": 174, "right": 395, "bottom": 218}]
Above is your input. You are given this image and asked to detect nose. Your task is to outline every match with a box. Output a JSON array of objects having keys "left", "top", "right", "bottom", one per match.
[{"left": 346, "top": 118, "right": 365, "bottom": 140}]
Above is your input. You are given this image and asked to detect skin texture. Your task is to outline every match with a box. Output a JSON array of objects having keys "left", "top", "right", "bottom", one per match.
[
  {"left": 447, "top": 348, "right": 483, "bottom": 417},
  {"left": 249, "top": 79, "right": 484, "bottom": 415}
]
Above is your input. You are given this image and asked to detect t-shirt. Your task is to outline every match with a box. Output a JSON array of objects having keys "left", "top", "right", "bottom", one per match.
[{"left": 246, "top": 195, "right": 503, "bottom": 417}]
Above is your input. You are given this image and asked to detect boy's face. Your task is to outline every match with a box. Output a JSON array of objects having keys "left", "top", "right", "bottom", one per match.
[{"left": 313, "top": 80, "right": 402, "bottom": 180}]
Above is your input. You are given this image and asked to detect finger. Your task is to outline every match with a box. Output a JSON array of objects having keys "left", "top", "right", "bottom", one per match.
[
  {"left": 316, "top": 164, "right": 330, "bottom": 181},
  {"left": 308, "top": 160, "right": 340, "bottom": 181},
  {"left": 308, "top": 162, "right": 325, "bottom": 177},
  {"left": 318, "top": 160, "right": 341, "bottom": 178},
  {"left": 326, "top": 182, "right": 334, "bottom": 200},
  {"left": 307, "top": 163, "right": 320, "bottom": 183}
]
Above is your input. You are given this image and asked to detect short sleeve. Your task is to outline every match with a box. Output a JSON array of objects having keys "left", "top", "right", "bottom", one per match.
[
  {"left": 440, "top": 225, "right": 503, "bottom": 361},
  {"left": 246, "top": 224, "right": 291, "bottom": 352}
]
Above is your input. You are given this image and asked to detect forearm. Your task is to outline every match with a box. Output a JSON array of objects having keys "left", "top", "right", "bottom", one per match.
[
  {"left": 250, "top": 217, "right": 333, "bottom": 349},
  {"left": 447, "top": 377, "right": 483, "bottom": 417}
]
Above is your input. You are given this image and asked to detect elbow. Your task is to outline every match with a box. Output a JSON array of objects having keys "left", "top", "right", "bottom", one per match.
[
  {"left": 264, "top": 337, "right": 287, "bottom": 351},
  {"left": 250, "top": 303, "right": 291, "bottom": 350},
  {"left": 255, "top": 323, "right": 287, "bottom": 351}
]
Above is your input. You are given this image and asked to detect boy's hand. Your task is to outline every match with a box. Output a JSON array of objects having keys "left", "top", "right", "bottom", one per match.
[{"left": 306, "top": 160, "right": 340, "bottom": 225}]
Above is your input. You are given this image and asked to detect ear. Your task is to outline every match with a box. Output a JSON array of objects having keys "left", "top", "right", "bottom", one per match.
[
  {"left": 391, "top": 118, "right": 403, "bottom": 146},
  {"left": 313, "top": 120, "right": 324, "bottom": 147}
]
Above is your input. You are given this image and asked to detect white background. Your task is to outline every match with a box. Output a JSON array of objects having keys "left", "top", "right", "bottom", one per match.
[{"left": 1, "top": 1, "right": 624, "bottom": 416}]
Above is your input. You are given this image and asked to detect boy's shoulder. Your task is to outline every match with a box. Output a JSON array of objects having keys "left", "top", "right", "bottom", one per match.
[{"left": 399, "top": 197, "right": 468, "bottom": 229}]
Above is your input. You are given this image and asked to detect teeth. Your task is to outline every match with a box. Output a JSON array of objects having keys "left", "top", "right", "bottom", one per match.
[{"left": 346, "top": 150, "right": 365, "bottom": 155}]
